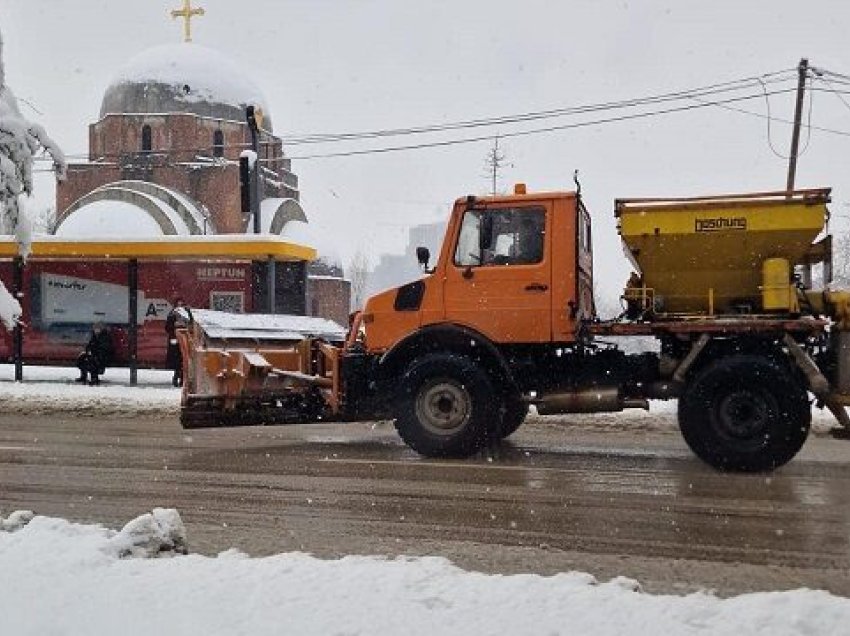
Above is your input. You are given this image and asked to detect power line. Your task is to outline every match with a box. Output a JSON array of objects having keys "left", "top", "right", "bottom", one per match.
[
  {"left": 34, "top": 67, "right": 850, "bottom": 167},
  {"left": 816, "top": 67, "right": 850, "bottom": 83},
  {"left": 694, "top": 88, "right": 850, "bottom": 137},
  {"left": 44, "top": 69, "right": 799, "bottom": 161},
  {"left": 282, "top": 71, "right": 799, "bottom": 145},
  {"left": 816, "top": 75, "right": 850, "bottom": 116},
  {"left": 286, "top": 88, "right": 799, "bottom": 160},
  {"left": 756, "top": 74, "right": 814, "bottom": 159}
]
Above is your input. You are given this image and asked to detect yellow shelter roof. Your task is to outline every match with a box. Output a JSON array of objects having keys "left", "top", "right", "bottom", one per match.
[{"left": 0, "top": 235, "right": 316, "bottom": 261}]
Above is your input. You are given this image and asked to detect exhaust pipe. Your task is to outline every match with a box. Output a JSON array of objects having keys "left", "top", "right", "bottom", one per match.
[{"left": 532, "top": 387, "right": 649, "bottom": 415}]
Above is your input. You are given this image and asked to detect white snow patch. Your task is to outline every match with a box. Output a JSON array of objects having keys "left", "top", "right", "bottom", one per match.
[
  {"left": 240, "top": 149, "right": 258, "bottom": 169},
  {"left": 106, "top": 508, "right": 188, "bottom": 559},
  {"left": 0, "top": 510, "right": 34, "bottom": 532},
  {"left": 0, "top": 511, "right": 849, "bottom": 635}
]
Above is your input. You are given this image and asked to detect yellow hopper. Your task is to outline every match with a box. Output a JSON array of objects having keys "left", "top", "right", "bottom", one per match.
[{"left": 616, "top": 189, "right": 831, "bottom": 315}]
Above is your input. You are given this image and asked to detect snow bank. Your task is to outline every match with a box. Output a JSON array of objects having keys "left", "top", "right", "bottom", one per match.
[
  {"left": 0, "top": 511, "right": 848, "bottom": 635},
  {"left": 0, "top": 365, "right": 179, "bottom": 416}
]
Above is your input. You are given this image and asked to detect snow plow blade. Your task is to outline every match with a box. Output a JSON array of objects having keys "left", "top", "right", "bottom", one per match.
[{"left": 177, "top": 309, "right": 347, "bottom": 428}]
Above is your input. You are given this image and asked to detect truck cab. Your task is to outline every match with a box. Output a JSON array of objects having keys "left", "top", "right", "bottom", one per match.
[{"left": 362, "top": 186, "right": 595, "bottom": 353}]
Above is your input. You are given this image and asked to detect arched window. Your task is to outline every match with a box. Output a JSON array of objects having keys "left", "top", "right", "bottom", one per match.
[
  {"left": 213, "top": 129, "right": 224, "bottom": 157},
  {"left": 141, "top": 124, "right": 152, "bottom": 154}
]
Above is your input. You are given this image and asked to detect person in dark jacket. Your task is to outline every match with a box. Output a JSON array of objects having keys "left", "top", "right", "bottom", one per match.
[
  {"left": 165, "top": 298, "right": 188, "bottom": 387},
  {"left": 76, "top": 323, "right": 113, "bottom": 386}
]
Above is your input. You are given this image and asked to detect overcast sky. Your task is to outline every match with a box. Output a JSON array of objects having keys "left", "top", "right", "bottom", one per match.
[{"left": 3, "top": 0, "right": 850, "bottom": 302}]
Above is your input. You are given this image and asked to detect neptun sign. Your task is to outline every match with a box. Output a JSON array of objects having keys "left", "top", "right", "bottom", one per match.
[{"left": 196, "top": 266, "right": 247, "bottom": 282}]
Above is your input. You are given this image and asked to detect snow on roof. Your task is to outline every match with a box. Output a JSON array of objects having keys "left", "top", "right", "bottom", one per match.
[
  {"left": 22, "top": 233, "right": 310, "bottom": 245},
  {"left": 0, "top": 234, "right": 316, "bottom": 261},
  {"left": 308, "top": 275, "right": 350, "bottom": 282},
  {"left": 106, "top": 42, "right": 269, "bottom": 115}
]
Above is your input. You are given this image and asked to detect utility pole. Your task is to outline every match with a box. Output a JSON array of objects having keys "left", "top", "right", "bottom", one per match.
[{"left": 786, "top": 58, "right": 809, "bottom": 192}]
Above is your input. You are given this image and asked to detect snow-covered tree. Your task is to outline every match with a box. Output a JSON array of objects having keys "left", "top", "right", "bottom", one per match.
[
  {"left": 30, "top": 202, "right": 58, "bottom": 234},
  {"left": 830, "top": 229, "right": 850, "bottom": 288},
  {"left": 347, "top": 249, "right": 371, "bottom": 311},
  {"left": 482, "top": 135, "right": 508, "bottom": 196},
  {"left": 0, "top": 28, "right": 66, "bottom": 328},
  {"left": 0, "top": 29, "right": 66, "bottom": 240}
]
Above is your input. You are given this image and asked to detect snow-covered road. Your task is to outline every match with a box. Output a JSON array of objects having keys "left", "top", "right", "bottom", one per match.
[{"left": 2, "top": 364, "right": 850, "bottom": 635}]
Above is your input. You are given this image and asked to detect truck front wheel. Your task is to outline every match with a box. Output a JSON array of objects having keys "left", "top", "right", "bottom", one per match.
[
  {"left": 678, "top": 355, "right": 810, "bottom": 472},
  {"left": 394, "top": 353, "right": 497, "bottom": 457},
  {"left": 499, "top": 398, "right": 528, "bottom": 439}
]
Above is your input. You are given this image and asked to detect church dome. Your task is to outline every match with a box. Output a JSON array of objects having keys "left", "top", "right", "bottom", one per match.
[{"left": 100, "top": 42, "right": 272, "bottom": 131}]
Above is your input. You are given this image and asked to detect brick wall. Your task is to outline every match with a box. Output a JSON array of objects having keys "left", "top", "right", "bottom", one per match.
[
  {"left": 308, "top": 277, "right": 351, "bottom": 327},
  {"left": 59, "top": 113, "right": 298, "bottom": 233}
]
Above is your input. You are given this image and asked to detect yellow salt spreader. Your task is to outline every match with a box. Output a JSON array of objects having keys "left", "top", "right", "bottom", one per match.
[{"left": 615, "top": 187, "right": 850, "bottom": 432}]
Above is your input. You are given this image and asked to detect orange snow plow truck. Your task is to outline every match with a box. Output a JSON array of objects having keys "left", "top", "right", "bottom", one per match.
[{"left": 178, "top": 184, "right": 850, "bottom": 472}]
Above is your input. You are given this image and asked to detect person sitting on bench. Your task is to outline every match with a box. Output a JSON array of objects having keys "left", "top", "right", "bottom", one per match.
[{"left": 76, "top": 322, "right": 113, "bottom": 386}]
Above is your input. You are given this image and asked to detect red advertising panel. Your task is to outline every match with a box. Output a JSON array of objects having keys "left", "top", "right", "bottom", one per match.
[{"left": 0, "top": 259, "right": 255, "bottom": 367}]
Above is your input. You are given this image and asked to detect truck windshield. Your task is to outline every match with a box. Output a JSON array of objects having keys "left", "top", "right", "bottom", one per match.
[{"left": 454, "top": 207, "right": 545, "bottom": 267}]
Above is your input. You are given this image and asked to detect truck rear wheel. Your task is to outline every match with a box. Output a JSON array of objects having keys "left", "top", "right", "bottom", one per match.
[
  {"left": 394, "top": 353, "right": 497, "bottom": 457},
  {"left": 678, "top": 355, "right": 810, "bottom": 472}
]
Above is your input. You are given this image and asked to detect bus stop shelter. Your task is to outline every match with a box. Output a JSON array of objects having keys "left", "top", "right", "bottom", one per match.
[{"left": 0, "top": 236, "right": 315, "bottom": 384}]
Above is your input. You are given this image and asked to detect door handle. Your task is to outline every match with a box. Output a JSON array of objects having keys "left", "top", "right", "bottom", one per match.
[{"left": 524, "top": 283, "right": 548, "bottom": 292}]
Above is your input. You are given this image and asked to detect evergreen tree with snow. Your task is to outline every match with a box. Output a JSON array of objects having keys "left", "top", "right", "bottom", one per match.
[{"left": 0, "top": 28, "right": 66, "bottom": 328}]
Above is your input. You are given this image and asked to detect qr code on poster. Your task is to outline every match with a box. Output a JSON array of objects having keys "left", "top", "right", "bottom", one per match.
[{"left": 210, "top": 291, "right": 244, "bottom": 313}]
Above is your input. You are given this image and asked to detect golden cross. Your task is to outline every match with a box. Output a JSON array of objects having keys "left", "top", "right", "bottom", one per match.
[{"left": 170, "top": 0, "right": 205, "bottom": 42}]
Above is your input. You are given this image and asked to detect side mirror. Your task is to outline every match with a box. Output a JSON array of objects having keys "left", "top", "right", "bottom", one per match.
[{"left": 416, "top": 246, "right": 430, "bottom": 270}]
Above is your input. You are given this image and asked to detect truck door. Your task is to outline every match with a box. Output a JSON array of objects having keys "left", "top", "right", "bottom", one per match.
[
  {"left": 442, "top": 205, "right": 552, "bottom": 343},
  {"left": 577, "top": 202, "right": 594, "bottom": 320}
]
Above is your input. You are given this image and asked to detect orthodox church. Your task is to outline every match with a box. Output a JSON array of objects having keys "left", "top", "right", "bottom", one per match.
[{"left": 54, "top": 3, "right": 350, "bottom": 325}]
